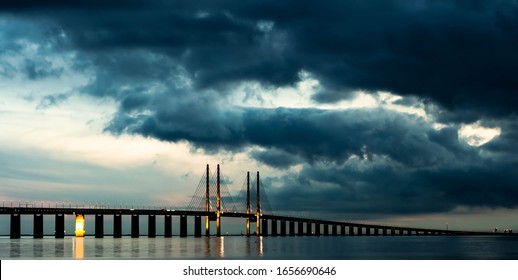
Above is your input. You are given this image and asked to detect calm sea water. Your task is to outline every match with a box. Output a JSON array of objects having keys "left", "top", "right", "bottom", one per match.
[{"left": 1, "top": 235, "right": 517, "bottom": 260}]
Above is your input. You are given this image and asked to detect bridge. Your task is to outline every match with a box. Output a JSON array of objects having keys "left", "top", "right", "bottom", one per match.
[{"left": 0, "top": 164, "right": 506, "bottom": 238}]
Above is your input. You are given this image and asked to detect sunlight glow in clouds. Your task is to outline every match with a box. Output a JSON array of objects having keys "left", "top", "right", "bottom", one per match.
[
  {"left": 231, "top": 71, "right": 429, "bottom": 120},
  {"left": 458, "top": 122, "right": 501, "bottom": 147}
]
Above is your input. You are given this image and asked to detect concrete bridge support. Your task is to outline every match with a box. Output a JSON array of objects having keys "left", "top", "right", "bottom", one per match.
[
  {"left": 262, "top": 219, "right": 269, "bottom": 236},
  {"left": 306, "top": 222, "right": 312, "bottom": 236},
  {"left": 194, "top": 216, "right": 202, "bottom": 237},
  {"left": 95, "top": 214, "right": 104, "bottom": 238},
  {"left": 357, "top": 226, "right": 363, "bottom": 236},
  {"left": 55, "top": 214, "right": 65, "bottom": 238},
  {"left": 297, "top": 222, "right": 304, "bottom": 236},
  {"left": 332, "top": 225, "right": 338, "bottom": 236},
  {"left": 148, "top": 215, "right": 156, "bottom": 238},
  {"left": 289, "top": 221, "right": 295, "bottom": 236},
  {"left": 399, "top": 229, "right": 404, "bottom": 235},
  {"left": 366, "top": 227, "right": 371, "bottom": 236},
  {"left": 349, "top": 226, "right": 354, "bottom": 236},
  {"left": 340, "top": 225, "right": 346, "bottom": 236},
  {"left": 382, "top": 228, "right": 387, "bottom": 235},
  {"left": 34, "top": 214, "right": 43, "bottom": 238},
  {"left": 113, "top": 214, "right": 122, "bottom": 238},
  {"left": 164, "top": 215, "right": 172, "bottom": 237},
  {"left": 180, "top": 215, "right": 187, "bottom": 237},
  {"left": 10, "top": 214, "right": 21, "bottom": 239},
  {"left": 323, "top": 224, "right": 329, "bottom": 236},
  {"left": 391, "top": 229, "right": 395, "bottom": 235},
  {"left": 315, "top": 223, "right": 321, "bottom": 236},
  {"left": 280, "top": 220, "right": 287, "bottom": 236},
  {"left": 131, "top": 214, "right": 139, "bottom": 238}
]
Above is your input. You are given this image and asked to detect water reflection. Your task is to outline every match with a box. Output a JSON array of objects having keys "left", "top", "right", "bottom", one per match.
[
  {"left": 2, "top": 236, "right": 265, "bottom": 259},
  {"left": 54, "top": 239, "right": 64, "bottom": 258},
  {"left": 204, "top": 237, "right": 211, "bottom": 257},
  {"left": 216, "top": 237, "right": 224, "bottom": 257},
  {"left": 33, "top": 240, "right": 43, "bottom": 258},
  {"left": 113, "top": 238, "right": 122, "bottom": 258},
  {"left": 94, "top": 239, "right": 103, "bottom": 258},
  {"left": 257, "top": 236, "right": 263, "bottom": 256},
  {"left": 148, "top": 239, "right": 156, "bottom": 258},
  {"left": 131, "top": 238, "right": 139, "bottom": 258},
  {"left": 10, "top": 240, "right": 20, "bottom": 258},
  {"left": 73, "top": 238, "right": 84, "bottom": 259},
  {"left": 164, "top": 238, "right": 173, "bottom": 256},
  {"left": 246, "top": 237, "right": 251, "bottom": 256}
]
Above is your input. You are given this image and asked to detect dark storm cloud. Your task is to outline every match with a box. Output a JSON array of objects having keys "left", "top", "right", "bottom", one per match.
[
  {"left": 109, "top": 100, "right": 518, "bottom": 214},
  {"left": 3, "top": 0, "right": 518, "bottom": 115},
  {"left": 109, "top": 101, "right": 479, "bottom": 170},
  {"left": 250, "top": 149, "right": 302, "bottom": 169},
  {"left": 267, "top": 158, "right": 518, "bottom": 217},
  {"left": 3, "top": 1, "right": 518, "bottom": 216}
]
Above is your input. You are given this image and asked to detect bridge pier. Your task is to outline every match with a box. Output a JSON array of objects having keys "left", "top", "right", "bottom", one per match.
[
  {"left": 95, "top": 214, "right": 104, "bottom": 238},
  {"left": 323, "top": 224, "right": 329, "bottom": 236},
  {"left": 194, "top": 216, "right": 202, "bottom": 237},
  {"left": 399, "top": 229, "right": 404, "bottom": 235},
  {"left": 262, "top": 219, "right": 268, "bottom": 236},
  {"left": 164, "top": 215, "right": 172, "bottom": 237},
  {"left": 280, "top": 220, "right": 287, "bottom": 236},
  {"left": 341, "top": 225, "right": 346, "bottom": 236},
  {"left": 10, "top": 214, "right": 21, "bottom": 239},
  {"left": 332, "top": 225, "right": 337, "bottom": 236},
  {"left": 357, "top": 226, "right": 362, "bottom": 236},
  {"left": 55, "top": 214, "right": 65, "bottom": 238},
  {"left": 180, "top": 215, "right": 187, "bottom": 237},
  {"left": 349, "top": 226, "right": 354, "bottom": 236},
  {"left": 297, "top": 222, "right": 304, "bottom": 236},
  {"left": 271, "top": 219, "right": 278, "bottom": 237},
  {"left": 391, "top": 228, "right": 395, "bottom": 235},
  {"left": 382, "top": 228, "right": 387, "bottom": 235},
  {"left": 366, "top": 227, "right": 371, "bottom": 236},
  {"left": 289, "top": 221, "right": 295, "bottom": 236},
  {"left": 306, "top": 222, "right": 312, "bottom": 236},
  {"left": 34, "top": 214, "right": 43, "bottom": 238},
  {"left": 148, "top": 215, "right": 156, "bottom": 238},
  {"left": 113, "top": 214, "right": 122, "bottom": 238},
  {"left": 315, "top": 223, "right": 321, "bottom": 236},
  {"left": 375, "top": 228, "right": 380, "bottom": 236},
  {"left": 131, "top": 214, "right": 139, "bottom": 238}
]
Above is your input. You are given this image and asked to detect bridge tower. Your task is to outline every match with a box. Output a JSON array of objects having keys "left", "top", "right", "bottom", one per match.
[
  {"left": 205, "top": 164, "right": 210, "bottom": 237},
  {"left": 256, "top": 171, "right": 261, "bottom": 236},
  {"left": 216, "top": 164, "right": 221, "bottom": 237},
  {"left": 246, "top": 171, "right": 251, "bottom": 236}
]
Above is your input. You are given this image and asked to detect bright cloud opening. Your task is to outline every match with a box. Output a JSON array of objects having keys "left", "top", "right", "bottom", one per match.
[{"left": 459, "top": 122, "right": 501, "bottom": 147}]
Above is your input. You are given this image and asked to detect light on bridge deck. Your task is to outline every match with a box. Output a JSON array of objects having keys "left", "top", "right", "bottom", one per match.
[{"left": 75, "top": 214, "right": 85, "bottom": 237}]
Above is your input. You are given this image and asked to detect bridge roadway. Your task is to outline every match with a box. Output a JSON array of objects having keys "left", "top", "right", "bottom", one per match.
[{"left": 1, "top": 206, "right": 504, "bottom": 238}]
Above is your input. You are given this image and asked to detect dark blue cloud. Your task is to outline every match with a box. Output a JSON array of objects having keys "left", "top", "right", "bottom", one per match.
[
  {"left": 2, "top": 0, "right": 518, "bottom": 116},
  {"left": 3, "top": 0, "right": 518, "bottom": 216}
]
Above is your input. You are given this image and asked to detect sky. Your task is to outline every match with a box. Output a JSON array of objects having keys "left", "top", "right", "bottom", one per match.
[{"left": 1, "top": 0, "right": 518, "bottom": 233}]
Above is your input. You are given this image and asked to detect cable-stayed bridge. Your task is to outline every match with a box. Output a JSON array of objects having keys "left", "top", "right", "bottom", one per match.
[{"left": 0, "top": 164, "right": 510, "bottom": 238}]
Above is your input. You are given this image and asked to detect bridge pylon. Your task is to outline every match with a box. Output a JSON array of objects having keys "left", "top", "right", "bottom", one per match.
[
  {"left": 216, "top": 164, "right": 221, "bottom": 237},
  {"left": 246, "top": 171, "right": 251, "bottom": 236},
  {"left": 205, "top": 164, "right": 210, "bottom": 237},
  {"left": 256, "top": 171, "right": 261, "bottom": 236}
]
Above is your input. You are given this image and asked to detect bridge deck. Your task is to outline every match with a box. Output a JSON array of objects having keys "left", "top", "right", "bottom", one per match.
[{"left": 0, "top": 207, "right": 506, "bottom": 236}]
